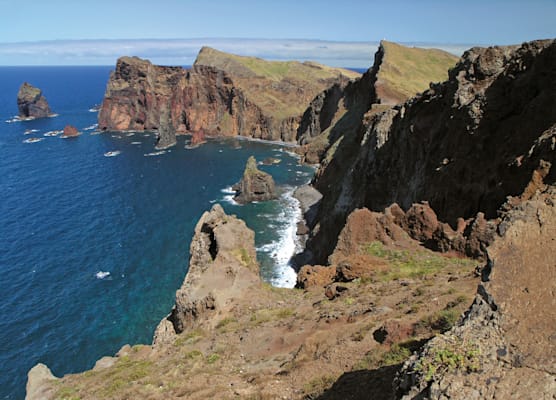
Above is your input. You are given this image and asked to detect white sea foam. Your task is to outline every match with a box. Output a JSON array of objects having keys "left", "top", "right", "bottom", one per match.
[
  {"left": 144, "top": 150, "right": 166, "bottom": 157},
  {"left": 23, "top": 137, "right": 44, "bottom": 143},
  {"left": 131, "top": 141, "right": 141, "bottom": 145},
  {"left": 95, "top": 271, "right": 110, "bottom": 279},
  {"left": 258, "top": 189, "right": 302, "bottom": 288},
  {"left": 83, "top": 124, "right": 98, "bottom": 131},
  {"left": 104, "top": 150, "right": 121, "bottom": 157}
]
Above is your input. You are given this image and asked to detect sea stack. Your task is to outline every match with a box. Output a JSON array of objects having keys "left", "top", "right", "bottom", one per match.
[
  {"left": 233, "top": 156, "right": 276, "bottom": 203},
  {"left": 17, "top": 82, "right": 53, "bottom": 119},
  {"left": 61, "top": 125, "right": 79, "bottom": 138},
  {"left": 155, "top": 105, "right": 177, "bottom": 150}
]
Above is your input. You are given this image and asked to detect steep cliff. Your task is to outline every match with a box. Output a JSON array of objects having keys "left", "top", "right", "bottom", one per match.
[
  {"left": 306, "top": 39, "right": 556, "bottom": 264},
  {"left": 98, "top": 48, "right": 359, "bottom": 142},
  {"left": 395, "top": 187, "right": 556, "bottom": 399},
  {"left": 296, "top": 41, "right": 458, "bottom": 161},
  {"left": 17, "top": 82, "right": 53, "bottom": 119}
]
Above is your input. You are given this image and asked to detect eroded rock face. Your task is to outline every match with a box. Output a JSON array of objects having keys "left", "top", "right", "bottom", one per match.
[
  {"left": 98, "top": 49, "right": 358, "bottom": 142},
  {"left": 17, "top": 83, "right": 52, "bottom": 119},
  {"left": 394, "top": 187, "right": 556, "bottom": 399},
  {"left": 308, "top": 39, "right": 556, "bottom": 264},
  {"left": 155, "top": 105, "right": 177, "bottom": 149},
  {"left": 154, "top": 204, "right": 260, "bottom": 344},
  {"left": 233, "top": 156, "right": 276, "bottom": 204}
]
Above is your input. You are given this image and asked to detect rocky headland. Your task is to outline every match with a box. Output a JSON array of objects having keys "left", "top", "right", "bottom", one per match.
[
  {"left": 17, "top": 82, "right": 53, "bottom": 119},
  {"left": 233, "top": 156, "right": 277, "bottom": 203},
  {"left": 98, "top": 47, "right": 360, "bottom": 144},
  {"left": 26, "top": 39, "right": 556, "bottom": 399}
]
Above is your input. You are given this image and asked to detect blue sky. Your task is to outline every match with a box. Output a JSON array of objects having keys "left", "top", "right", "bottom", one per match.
[{"left": 0, "top": 0, "right": 555, "bottom": 66}]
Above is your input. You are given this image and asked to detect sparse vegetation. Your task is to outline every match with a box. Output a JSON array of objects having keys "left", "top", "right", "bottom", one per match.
[
  {"left": 303, "top": 374, "right": 337, "bottom": 398},
  {"left": 415, "top": 339, "right": 481, "bottom": 381},
  {"left": 364, "top": 241, "right": 475, "bottom": 281},
  {"left": 206, "top": 353, "right": 220, "bottom": 364}
]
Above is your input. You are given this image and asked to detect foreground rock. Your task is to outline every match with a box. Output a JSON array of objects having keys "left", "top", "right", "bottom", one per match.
[
  {"left": 233, "top": 156, "right": 276, "bottom": 203},
  {"left": 153, "top": 204, "right": 261, "bottom": 344},
  {"left": 307, "top": 39, "right": 556, "bottom": 264},
  {"left": 17, "top": 83, "right": 53, "bottom": 119},
  {"left": 98, "top": 48, "right": 359, "bottom": 142},
  {"left": 395, "top": 187, "right": 556, "bottom": 399}
]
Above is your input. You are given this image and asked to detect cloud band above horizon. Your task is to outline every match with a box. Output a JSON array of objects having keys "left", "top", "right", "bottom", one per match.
[{"left": 0, "top": 38, "right": 474, "bottom": 68}]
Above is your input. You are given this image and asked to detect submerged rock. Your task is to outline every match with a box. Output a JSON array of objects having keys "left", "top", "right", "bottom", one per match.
[
  {"left": 17, "top": 82, "right": 52, "bottom": 119},
  {"left": 233, "top": 156, "right": 276, "bottom": 203}
]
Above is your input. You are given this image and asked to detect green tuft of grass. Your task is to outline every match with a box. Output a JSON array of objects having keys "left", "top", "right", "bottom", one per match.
[
  {"left": 303, "top": 375, "right": 337, "bottom": 398},
  {"left": 206, "top": 353, "right": 220, "bottom": 364},
  {"left": 415, "top": 339, "right": 481, "bottom": 381},
  {"left": 215, "top": 317, "right": 238, "bottom": 331}
]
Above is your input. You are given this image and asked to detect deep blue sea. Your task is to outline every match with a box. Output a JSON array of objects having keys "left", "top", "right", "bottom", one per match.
[{"left": 0, "top": 66, "right": 314, "bottom": 399}]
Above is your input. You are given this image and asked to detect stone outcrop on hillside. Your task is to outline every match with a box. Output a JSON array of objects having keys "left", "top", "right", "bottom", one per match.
[
  {"left": 306, "top": 39, "right": 556, "bottom": 264},
  {"left": 153, "top": 204, "right": 260, "bottom": 344},
  {"left": 17, "top": 82, "right": 53, "bottom": 119},
  {"left": 98, "top": 48, "right": 358, "bottom": 142},
  {"left": 395, "top": 187, "right": 556, "bottom": 399},
  {"left": 233, "top": 156, "right": 277, "bottom": 204}
]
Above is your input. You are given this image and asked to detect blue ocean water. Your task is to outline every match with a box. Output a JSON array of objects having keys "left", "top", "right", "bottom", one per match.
[{"left": 0, "top": 67, "right": 313, "bottom": 399}]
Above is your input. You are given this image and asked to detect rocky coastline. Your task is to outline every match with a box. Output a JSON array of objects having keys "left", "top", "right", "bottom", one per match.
[{"left": 26, "top": 39, "right": 556, "bottom": 399}]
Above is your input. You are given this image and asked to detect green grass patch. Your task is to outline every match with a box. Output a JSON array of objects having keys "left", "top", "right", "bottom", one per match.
[
  {"left": 415, "top": 339, "right": 481, "bottom": 381},
  {"left": 303, "top": 374, "right": 337, "bottom": 398},
  {"left": 215, "top": 316, "right": 238, "bottom": 331},
  {"left": 56, "top": 386, "right": 81, "bottom": 400},
  {"left": 364, "top": 241, "right": 475, "bottom": 281},
  {"left": 98, "top": 357, "right": 153, "bottom": 396},
  {"left": 206, "top": 353, "right": 220, "bottom": 364},
  {"left": 174, "top": 328, "right": 205, "bottom": 346}
]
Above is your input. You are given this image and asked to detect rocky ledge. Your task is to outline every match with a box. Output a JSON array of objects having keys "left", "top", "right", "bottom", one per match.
[
  {"left": 17, "top": 82, "right": 53, "bottom": 119},
  {"left": 233, "top": 156, "right": 277, "bottom": 203}
]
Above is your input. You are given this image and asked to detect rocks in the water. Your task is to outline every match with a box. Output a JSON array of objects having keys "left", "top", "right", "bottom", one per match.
[
  {"left": 17, "top": 82, "right": 53, "bottom": 119},
  {"left": 233, "top": 156, "right": 276, "bottom": 203},
  {"left": 155, "top": 105, "right": 177, "bottom": 149},
  {"left": 189, "top": 129, "right": 207, "bottom": 147},
  {"left": 261, "top": 157, "right": 281, "bottom": 165},
  {"left": 61, "top": 125, "right": 79, "bottom": 138}
]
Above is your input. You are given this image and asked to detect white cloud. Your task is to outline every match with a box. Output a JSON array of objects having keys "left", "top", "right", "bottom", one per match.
[{"left": 0, "top": 38, "right": 474, "bottom": 67}]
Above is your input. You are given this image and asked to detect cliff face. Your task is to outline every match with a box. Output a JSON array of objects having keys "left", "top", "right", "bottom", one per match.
[
  {"left": 98, "top": 48, "right": 359, "bottom": 142},
  {"left": 307, "top": 39, "right": 556, "bottom": 264},
  {"left": 395, "top": 187, "right": 556, "bottom": 399},
  {"left": 296, "top": 41, "right": 458, "bottom": 161},
  {"left": 17, "top": 82, "right": 52, "bottom": 119}
]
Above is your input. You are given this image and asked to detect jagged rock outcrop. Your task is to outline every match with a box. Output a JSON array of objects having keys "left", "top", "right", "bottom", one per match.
[
  {"left": 296, "top": 41, "right": 458, "bottom": 161},
  {"left": 307, "top": 39, "right": 556, "bottom": 264},
  {"left": 98, "top": 48, "right": 358, "bottom": 142},
  {"left": 26, "top": 364, "right": 56, "bottom": 400},
  {"left": 233, "top": 156, "right": 276, "bottom": 204},
  {"left": 395, "top": 187, "right": 556, "bottom": 399},
  {"left": 153, "top": 204, "right": 260, "bottom": 344},
  {"left": 17, "top": 82, "right": 53, "bottom": 119},
  {"left": 155, "top": 105, "right": 177, "bottom": 149}
]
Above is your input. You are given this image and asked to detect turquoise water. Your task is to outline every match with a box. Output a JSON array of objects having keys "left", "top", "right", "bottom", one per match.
[{"left": 0, "top": 67, "right": 313, "bottom": 399}]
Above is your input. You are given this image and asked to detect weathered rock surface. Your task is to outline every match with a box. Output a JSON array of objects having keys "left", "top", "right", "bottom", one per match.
[
  {"left": 17, "top": 82, "right": 53, "bottom": 119},
  {"left": 296, "top": 264, "right": 336, "bottom": 289},
  {"left": 154, "top": 204, "right": 260, "bottom": 344},
  {"left": 233, "top": 156, "right": 276, "bottom": 204},
  {"left": 155, "top": 105, "right": 177, "bottom": 149},
  {"left": 61, "top": 124, "right": 79, "bottom": 138},
  {"left": 26, "top": 364, "right": 56, "bottom": 400},
  {"left": 98, "top": 48, "right": 359, "bottom": 142},
  {"left": 307, "top": 39, "right": 556, "bottom": 264},
  {"left": 395, "top": 187, "right": 556, "bottom": 399}
]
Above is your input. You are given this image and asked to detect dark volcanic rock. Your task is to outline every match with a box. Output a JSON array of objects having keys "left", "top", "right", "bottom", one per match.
[
  {"left": 17, "top": 82, "right": 52, "bottom": 119},
  {"left": 395, "top": 187, "right": 556, "bottom": 399},
  {"left": 233, "top": 156, "right": 276, "bottom": 204},
  {"left": 307, "top": 39, "right": 556, "bottom": 264},
  {"left": 155, "top": 105, "right": 177, "bottom": 149}
]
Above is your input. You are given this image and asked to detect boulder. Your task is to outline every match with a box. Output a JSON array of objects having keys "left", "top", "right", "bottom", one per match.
[
  {"left": 296, "top": 265, "right": 336, "bottom": 289},
  {"left": 233, "top": 156, "right": 277, "bottom": 203},
  {"left": 17, "top": 82, "right": 52, "bottom": 119}
]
